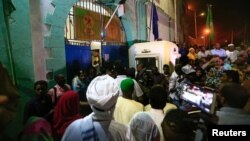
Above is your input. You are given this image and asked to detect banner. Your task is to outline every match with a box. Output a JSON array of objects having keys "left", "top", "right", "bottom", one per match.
[
  {"left": 188, "top": 36, "right": 204, "bottom": 46},
  {"left": 74, "top": 7, "right": 121, "bottom": 42},
  {"left": 117, "top": 4, "right": 125, "bottom": 17},
  {"left": 152, "top": 3, "right": 159, "bottom": 40}
]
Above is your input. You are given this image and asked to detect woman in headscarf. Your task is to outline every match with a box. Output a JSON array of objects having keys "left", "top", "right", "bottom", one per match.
[
  {"left": 53, "top": 90, "right": 82, "bottom": 141},
  {"left": 187, "top": 47, "right": 198, "bottom": 61}
]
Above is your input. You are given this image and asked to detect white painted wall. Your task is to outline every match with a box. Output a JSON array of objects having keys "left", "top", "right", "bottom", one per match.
[
  {"left": 146, "top": 3, "right": 171, "bottom": 41},
  {"left": 146, "top": 0, "right": 184, "bottom": 42},
  {"left": 155, "top": 0, "right": 175, "bottom": 19}
]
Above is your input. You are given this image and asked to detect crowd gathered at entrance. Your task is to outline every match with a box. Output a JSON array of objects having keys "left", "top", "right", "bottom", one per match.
[{"left": 1, "top": 42, "right": 250, "bottom": 141}]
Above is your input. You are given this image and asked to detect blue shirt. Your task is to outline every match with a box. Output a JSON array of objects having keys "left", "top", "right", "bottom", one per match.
[{"left": 211, "top": 49, "right": 227, "bottom": 58}]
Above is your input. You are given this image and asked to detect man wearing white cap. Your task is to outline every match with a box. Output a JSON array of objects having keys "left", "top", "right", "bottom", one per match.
[
  {"left": 226, "top": 43, "right": 239, "bottom": 63},
  {"left": 62, "top": 75, "right": 135, "bottom": 141}
]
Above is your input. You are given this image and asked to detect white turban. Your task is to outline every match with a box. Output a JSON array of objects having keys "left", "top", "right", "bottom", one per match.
[{"left": 86, "top": 75, "right": 119, "bottom": 111}]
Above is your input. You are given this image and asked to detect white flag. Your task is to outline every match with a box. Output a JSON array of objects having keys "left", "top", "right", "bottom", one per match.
[{"left": 117, "top": 4, "right": 125, "bottom": 17}]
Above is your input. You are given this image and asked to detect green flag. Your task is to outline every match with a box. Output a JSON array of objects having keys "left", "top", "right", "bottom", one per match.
[{"left": 206, "top": 5, "right": 214, "bottom": 43}]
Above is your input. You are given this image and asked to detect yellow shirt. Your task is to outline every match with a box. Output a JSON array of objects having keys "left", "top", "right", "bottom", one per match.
[
  {"left": 114, "top": 97, "right": 144, "bottom": 125},
  {"left": 187, "top": 53, "right": 197, "bottom": 60}
]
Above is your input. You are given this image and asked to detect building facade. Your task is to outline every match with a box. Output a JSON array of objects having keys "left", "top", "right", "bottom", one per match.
[{"left": 0, "top": 0, "right": 185, "bottom": 92}]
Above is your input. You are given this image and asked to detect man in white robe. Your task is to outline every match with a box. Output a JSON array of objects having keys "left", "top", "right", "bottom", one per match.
[{"left": 62, "top": 75, "right": 135, "bottom": 141}]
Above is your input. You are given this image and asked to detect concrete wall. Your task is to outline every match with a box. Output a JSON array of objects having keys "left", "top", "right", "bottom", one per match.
[
  {"left": 43, "top": 0, "right": 78, "bottom": 86},
  {"left": 1, "top": 1, "right": 34, "bottom": 139},
  {"left": 135, "top": 0, "right": 148, "bottom": 41},
  {"left": 120, "top": 0, "right": 137, "bottom": 46},
  {"left": 152, "top": 0, "right": 185, "bottom": 43},
  {"left": 9, "top": 0, "right": 34, "bottom": 92},
  {"left": 155, "top": 0, "right": 175, "bottom": 19},
  {"left": 0, "top": 2, "right": 12, "bottom": 77}
]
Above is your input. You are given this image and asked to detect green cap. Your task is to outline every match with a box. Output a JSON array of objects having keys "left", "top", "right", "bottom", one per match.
[{"left": 120, "top": 78, "right": 134, "bottom": 92}]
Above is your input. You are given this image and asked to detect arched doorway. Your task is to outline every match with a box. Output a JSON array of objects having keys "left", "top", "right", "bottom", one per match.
[{"left": 43, "top": 0, "right": 135, "bottom": 85}]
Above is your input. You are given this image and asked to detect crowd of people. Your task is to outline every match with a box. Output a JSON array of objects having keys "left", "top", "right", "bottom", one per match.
[{"left": 1, "top": 42, "right": 250, "bottom": 141}]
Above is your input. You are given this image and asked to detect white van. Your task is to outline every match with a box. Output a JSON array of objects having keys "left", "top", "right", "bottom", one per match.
[{"left": 129, "top": 41, "right": 180, "bottom": 73}]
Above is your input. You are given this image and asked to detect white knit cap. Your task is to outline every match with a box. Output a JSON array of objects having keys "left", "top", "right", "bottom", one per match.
[
  {"left": 86, "top": 75, "right": 119, "bottom": 111},
  {"left": 228, "top": 43, "right": 234, "bottom": 47},
  {"left": 181, "top": 65, "right": 196, "bottom": 74}
]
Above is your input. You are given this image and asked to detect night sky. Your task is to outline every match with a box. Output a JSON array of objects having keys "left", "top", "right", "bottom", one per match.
[{"left": 186, "top": 0, "right": 250, "bottom": 45}]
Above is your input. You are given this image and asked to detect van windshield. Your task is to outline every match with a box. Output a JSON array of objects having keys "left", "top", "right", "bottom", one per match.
[{"left": 136, "top": 57, "right": 157, "bottom": 68}]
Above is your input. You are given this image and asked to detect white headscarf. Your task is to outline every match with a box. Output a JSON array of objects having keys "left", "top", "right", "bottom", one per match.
[{"left": 86, "top": 75, "right": 119, "bottom": 111}]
